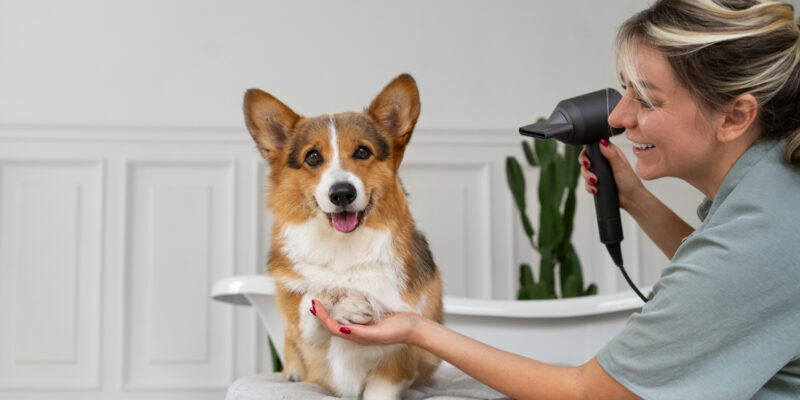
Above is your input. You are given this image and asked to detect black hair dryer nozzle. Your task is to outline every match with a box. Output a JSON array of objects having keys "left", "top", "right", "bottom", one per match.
[{"left": 519, "top": 88, "right": 626, "bottom": 267}]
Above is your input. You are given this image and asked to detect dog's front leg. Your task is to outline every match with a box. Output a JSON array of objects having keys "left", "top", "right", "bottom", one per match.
[
  {"left": 274, "top": 287, "right": 308, "bottom": 382},
  {"left": 282, "top": 336, "right": 307, "bottom": 382},
  {"left": 362, "top": 345, "right": 418, "bottom": 400}
]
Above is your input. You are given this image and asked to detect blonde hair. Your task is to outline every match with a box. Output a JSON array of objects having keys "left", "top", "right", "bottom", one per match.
[{"left": 616, "top": 0, "right": 800, "bottom": 163}]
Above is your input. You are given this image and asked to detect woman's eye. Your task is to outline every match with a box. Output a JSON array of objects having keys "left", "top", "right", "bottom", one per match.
[
  {"left": 635, "top": 97, "right": 655, "bottom": 110},
  {"left": 305, "top": 150, "right": 323, "bottom": 167},
  {"left": 354, "top": 146, "right": 372, "bottom": 160}
]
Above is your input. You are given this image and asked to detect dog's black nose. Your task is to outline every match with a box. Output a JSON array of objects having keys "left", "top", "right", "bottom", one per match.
[{"left": 329, "top": 182, "right": 357, "bottom": 206}]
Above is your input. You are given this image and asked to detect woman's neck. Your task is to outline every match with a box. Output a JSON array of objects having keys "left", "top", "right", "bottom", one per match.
[{"left": 685, "top": 135, "right": 758, "bottom": 200}]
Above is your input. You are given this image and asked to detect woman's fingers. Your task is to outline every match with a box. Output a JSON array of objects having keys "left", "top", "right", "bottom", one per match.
[
  {"left": 579, "top": 148, "right": 598, "bottom": 195},
  {"left": 312, "top": 300, "right": 352, "bottom": 339},
  {"left": 311, "top": 299, "right": 389, "bottom": 346},
  {"left": 312, "top": 299, "right": 420, "bottom": 346}
]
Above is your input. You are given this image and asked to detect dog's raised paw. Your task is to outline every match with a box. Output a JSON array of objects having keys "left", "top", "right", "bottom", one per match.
[{"left": 330, "top": 294, "right": 376, "bottom": 325}]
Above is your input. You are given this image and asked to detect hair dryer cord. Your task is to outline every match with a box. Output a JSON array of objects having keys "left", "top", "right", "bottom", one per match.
[{"left": 618, "top": 264, "right": 649, "bottom": 302}]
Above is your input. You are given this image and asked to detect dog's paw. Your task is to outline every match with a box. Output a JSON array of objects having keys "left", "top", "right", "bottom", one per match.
[
  {"left": 284, "top": 371, "right": 303, "bottom": 383},
  {"left": 283, "top": 363, "right": 305, "bottom": 382},
  {"left": 329, "top": 294, "right": 376, "bottom": 325}
]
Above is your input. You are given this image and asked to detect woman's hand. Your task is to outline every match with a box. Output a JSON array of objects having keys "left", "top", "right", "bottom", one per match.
[
  {"left": 579, "top": 139, "right": 645, "bottom": 210},
  {"left": 580, "top": 139, "right": 693, "bottom": 259},
  {"left": 311, "top": 299, "right": 422, "bottom": 346}
]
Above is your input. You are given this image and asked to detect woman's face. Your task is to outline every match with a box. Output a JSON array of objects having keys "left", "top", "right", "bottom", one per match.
[{"left": 609, "top": 44, "right": 722, "bottom": 184}]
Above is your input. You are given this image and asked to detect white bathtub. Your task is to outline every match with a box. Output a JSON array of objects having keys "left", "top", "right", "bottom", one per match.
[{"left": 211, "top": 275, "right": 645, "bottom": 367}]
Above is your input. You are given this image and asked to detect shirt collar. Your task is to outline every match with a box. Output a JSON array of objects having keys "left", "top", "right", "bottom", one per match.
[{"left": 696, "top": 139, "right": 782, "bottom": 222}]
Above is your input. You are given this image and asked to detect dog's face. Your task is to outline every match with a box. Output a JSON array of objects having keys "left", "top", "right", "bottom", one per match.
[{"left": 243, "top": 74, "right": 420, "bottom": 233}]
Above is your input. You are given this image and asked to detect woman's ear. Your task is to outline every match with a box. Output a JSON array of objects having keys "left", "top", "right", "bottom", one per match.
[{"left": 718, "top": 93, "right": 759, "bottom": 143}]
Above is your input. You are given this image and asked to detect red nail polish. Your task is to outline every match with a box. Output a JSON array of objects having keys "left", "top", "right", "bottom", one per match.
[
  {"left": 600, "top": 138, "right": 609, "bottom": 147},
  {"left": 582, "top": 160, "right": 590, "bottom": 169},
  {"left": 591, "top": 188, "right": 597, "bottom": 195},
  {"left": 311, "top": 300, "right": 316, "bottom": 313},
  {"left": 339, "top": 327, "right": 351, "bottom": 335},
  {"left": 589, "top": 177, "right": 597, "bottom": 184},
  {"left": 310, "top": 307, "right": 316, "bottom": 315}
]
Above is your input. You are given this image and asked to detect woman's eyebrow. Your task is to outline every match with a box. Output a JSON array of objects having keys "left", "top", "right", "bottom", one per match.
[
  {"left": 619, "top": 77, "right": 663, "bottom": 93},
  {"left": 637, "top": 80, "right": 663, "bottom": 92}
]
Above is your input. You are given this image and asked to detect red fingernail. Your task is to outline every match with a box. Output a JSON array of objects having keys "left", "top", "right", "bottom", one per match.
[
  {"left": 589, "top": 177, "right": 597, "bottom": 184},
  {"left": 582, "top": 160, "right": 590, "bottom": 169},
  {"left": 310, "top": 307, "right": 316, "bottom": 315},
  {"left": 600, "top": 138, "right": 609, "bottom": 147},
  {"left": 311, "top": 300, "right": 316, "bottom": 313},
  {"left": 339, "top": 327, "right": 351, "bottom": 334},
  {"left": 591, "top": 188, "right": 597, "bottom": 195}
]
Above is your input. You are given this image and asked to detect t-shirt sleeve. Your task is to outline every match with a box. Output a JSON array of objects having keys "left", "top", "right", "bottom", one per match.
[{"left": 597, "top": 213, "right": 800, "bottom": 400}]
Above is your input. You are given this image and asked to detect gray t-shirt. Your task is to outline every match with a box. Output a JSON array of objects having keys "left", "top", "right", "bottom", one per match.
[{"left": 597, "top": 139, "right": 800, "bottom": 399}]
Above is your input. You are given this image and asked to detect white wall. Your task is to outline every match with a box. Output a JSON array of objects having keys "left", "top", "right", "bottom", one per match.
[
  {"left": 0, "top": 0, "right": 710, "bottom": 398},
  {"left": 2, "top": 0, "right": 646, "bottom": 129}
]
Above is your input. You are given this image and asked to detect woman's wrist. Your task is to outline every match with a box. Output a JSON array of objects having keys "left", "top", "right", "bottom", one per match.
[
  {"left": 406, "top": 313, "right": 437, "bottom": 348},
  {"left": 620, "top": 183, "right": 651, "bottom": 215}
]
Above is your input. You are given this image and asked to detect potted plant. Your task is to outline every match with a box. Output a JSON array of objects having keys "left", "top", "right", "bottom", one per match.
[{"left": 506, "top": 132, "right": 597, "bottom": 300}]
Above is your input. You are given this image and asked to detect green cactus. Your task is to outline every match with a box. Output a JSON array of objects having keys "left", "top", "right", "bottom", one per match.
[
  {"left": 506, "top": 136, "right": 597, "bottom": 300},
  {"left": 268, "top": 336, "right": 283, "bottom": 372}
]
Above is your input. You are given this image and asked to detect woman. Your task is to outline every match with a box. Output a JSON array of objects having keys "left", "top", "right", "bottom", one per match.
[{"left": 314, "top": 0, "right": 800, "bottom": 398}]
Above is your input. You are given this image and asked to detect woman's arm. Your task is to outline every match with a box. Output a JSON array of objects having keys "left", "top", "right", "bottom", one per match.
[
  {"left": 580, "top": 141, "right": 694, "bottom": 259},
  {"left": 312, "top": 301, "right": 639, "bottom": 400},
  {"left": 622, "top": 186, "right": 695, "bottom": 259}
]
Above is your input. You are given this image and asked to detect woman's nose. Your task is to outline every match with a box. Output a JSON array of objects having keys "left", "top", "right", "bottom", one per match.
[{"left": 608, "top": 95, "right": 636, "bottom": 130}]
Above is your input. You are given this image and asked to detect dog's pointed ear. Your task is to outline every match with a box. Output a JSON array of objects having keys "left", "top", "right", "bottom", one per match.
[
  {"left": 367, "top": 74, "right": 421, "bottom": 145},
  {"left": 243, "top": 89, "right": 300, "bottom": 158}
]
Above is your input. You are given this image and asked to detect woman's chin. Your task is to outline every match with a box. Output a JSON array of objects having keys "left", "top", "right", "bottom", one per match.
[{"left": 635, "top": 165, "right": 661, "bottom": 181}]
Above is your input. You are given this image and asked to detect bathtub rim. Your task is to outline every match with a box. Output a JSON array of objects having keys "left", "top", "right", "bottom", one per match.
[{"left": 211, "top": 274, "right": 647, "bottom": 319}]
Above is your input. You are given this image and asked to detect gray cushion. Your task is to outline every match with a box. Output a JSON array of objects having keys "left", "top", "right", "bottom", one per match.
[{"left": 225, "top": 365, "right": 510, "bottom": 400}]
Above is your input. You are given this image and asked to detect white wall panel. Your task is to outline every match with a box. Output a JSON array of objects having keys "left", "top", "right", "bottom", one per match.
[
  {"left": 0, "top": 160, "right": 103, "bottom": 389},
  {"left": 122, "top": 160, "right": 236, "bottom": 389},
  {"left": 254, "top": 161, "right": 271, "bottom": 276},
  {"left": 401, "top": 162, "right": 492, "bottom": 298}
]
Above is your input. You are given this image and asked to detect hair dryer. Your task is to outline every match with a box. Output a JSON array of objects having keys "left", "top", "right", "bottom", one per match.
[{"left": 519, "top": 88, "right": 648, "bottom": 302}]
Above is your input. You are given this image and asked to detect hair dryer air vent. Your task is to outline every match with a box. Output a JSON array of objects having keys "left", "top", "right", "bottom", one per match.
[{"left": 520, "top": 88, "right": 624, "bottom": 145}]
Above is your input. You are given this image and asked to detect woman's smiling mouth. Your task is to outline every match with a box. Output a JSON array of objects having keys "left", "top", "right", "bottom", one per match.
[{"left": 632, "top": 141, "right": 655, "bottom": 155}]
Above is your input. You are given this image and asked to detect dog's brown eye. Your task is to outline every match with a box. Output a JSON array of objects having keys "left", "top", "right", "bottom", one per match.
[
  {"left": 354, "top": 146, "right": 372, "bottom": 160},
  {"left": 305, "top": 150, "right": 323, "bottom": 167}
]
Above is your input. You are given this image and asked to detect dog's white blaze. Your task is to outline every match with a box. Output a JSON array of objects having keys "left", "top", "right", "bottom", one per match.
[
  {"left": 280, "top": 215, "right": 412, "bottom": 312},
  {"left": 328, "top": 115, "right": 339, "bottom": 162},
  {"left": 314, "top": 115, "right": 368, "bottom": 215}
]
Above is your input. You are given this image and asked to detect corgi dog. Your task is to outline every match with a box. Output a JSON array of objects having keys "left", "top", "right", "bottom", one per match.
[{"left": 243, "top": 74, "right": 443, "bottom": 399}]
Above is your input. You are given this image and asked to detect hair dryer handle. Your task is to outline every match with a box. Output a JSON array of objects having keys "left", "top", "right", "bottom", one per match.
[{"left": 586, "top": 141, "right": 624, "bottom": 248}]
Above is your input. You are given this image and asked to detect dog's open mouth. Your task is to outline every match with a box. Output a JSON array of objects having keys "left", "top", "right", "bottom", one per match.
[
  {"left": 323, "top": 194, "right": 373, "bottom": 234},
  {"left": 328, "top": 211, "right": 364, "bottom": 233}
]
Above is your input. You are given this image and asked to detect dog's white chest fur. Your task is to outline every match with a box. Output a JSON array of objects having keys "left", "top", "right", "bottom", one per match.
[
  {"left": 279, "top": 214, "right": 409, "bottom": 304},
  {"left": 278, "top": 215, "right": 413, "bottom": 397}
]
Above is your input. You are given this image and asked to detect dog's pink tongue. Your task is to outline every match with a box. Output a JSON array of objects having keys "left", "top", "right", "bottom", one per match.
[{"left": 332, "top": 212, "right": 358, "bottom": 233}]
